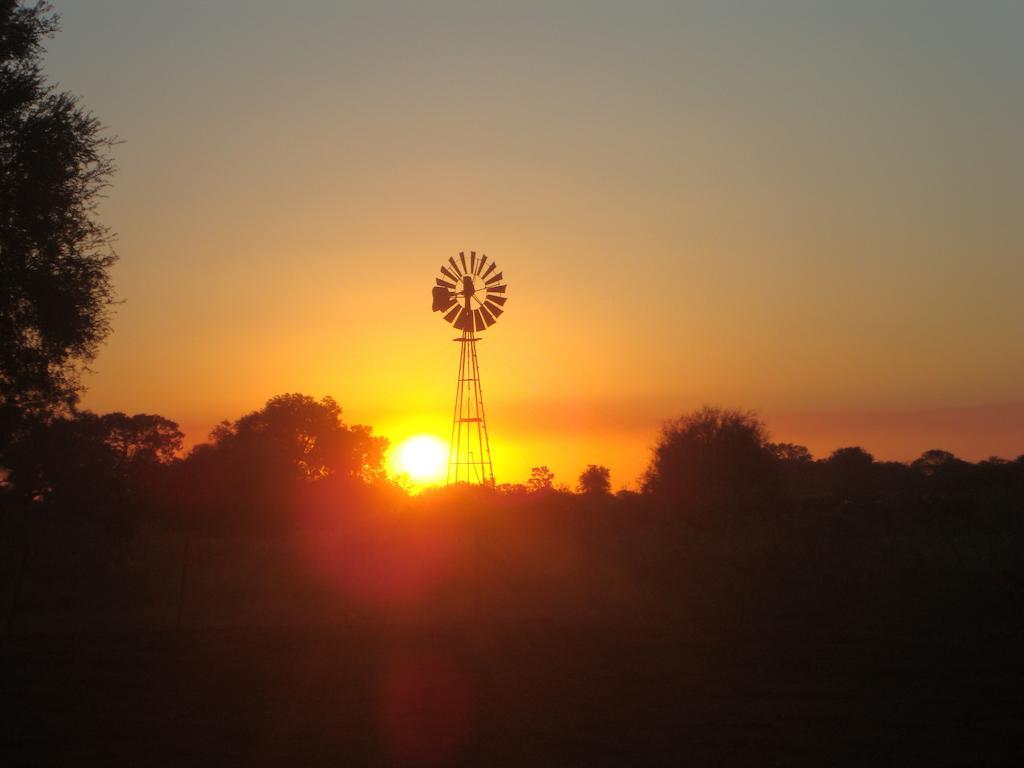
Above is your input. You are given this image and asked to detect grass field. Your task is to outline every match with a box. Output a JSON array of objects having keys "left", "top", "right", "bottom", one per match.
[
  {"left": 3, "top": 622, "right": 1021, "bottom": 766},
  {"left": 2, "top": 514, "right": 1021, "bottom": 766}
]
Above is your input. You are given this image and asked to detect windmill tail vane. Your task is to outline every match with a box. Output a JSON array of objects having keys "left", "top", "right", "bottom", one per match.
[{"left": 431, "top": 250, "right": 508, "bottom": 485}]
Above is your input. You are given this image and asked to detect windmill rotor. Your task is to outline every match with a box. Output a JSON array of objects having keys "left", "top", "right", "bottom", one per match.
[{"left": 431, "top": 251, "right": 508, "bottom": 332}]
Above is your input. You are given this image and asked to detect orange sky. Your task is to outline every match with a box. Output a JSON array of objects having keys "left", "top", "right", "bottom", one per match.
[{"left": 43, "top": 2, "right": 1023, "bottom": 486}]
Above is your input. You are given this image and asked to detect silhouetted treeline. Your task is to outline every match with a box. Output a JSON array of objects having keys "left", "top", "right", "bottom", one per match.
[{"left": 2, "top": 398, "right": 1022, "bottom": 540}]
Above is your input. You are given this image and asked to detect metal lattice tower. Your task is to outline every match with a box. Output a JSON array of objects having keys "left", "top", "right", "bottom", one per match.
[
  {"left": 448, "top": 325, "right": 494, "bottom": 485},
  {"left": 430, "top": 251, "right": 508, "bottom": 485}
]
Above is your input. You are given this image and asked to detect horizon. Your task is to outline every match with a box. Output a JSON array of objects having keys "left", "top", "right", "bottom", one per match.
[{"left": 167, "top": 398, "right": 1024, "bottom": 491}]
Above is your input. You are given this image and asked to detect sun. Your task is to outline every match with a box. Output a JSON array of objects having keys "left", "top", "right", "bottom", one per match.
[{"left": 391, "top": 435, "right": 448, "bottom": 484}]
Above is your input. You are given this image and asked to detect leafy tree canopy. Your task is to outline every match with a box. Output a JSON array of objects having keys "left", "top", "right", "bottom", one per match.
[
  {"left": 527, "top": 466, "right": 555, "bottom": 493},
  {"left": 3, "top": 410, "right": 181, "bottom": 507},
  {"left": 577, "top": 464, "right": 611, "bottom": 495},
  {"left": 0, "top": 1, "right": 117, "bottom": 449},
  {"left": 642, "top": 406, "right": 780, "bottom": 517},
  {"left": 193, "top": 393, "right": 388, "bottom": 485}
]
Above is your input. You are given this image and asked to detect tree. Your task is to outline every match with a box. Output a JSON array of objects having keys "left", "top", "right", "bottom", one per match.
[
  {"left": 824, "top": 446, "right": 875, "bottom": 500},
  {"left": 641, "top": 406, "right": 780, "bottom": 518},
  {"left": 201, "top": 394, "right": 387, "bottom": 483},
  {"left": 767, "top": 442, "right": 816, "bottom": 500},
  {"left": 767, "top": 442, "right": 813, "bottom": 465},
  {"left": 910, "top": 449, "right": 960, "bottom": 478},
  {"left": 527, "top": 466, "right": 555, "bottom": 493},
  {"left": 0, "top": 2, "right": 117, "bottom": 452},
  {"left": 102, "top": 412, "right": 183, "bottom": 467},
  {"left": 175, "top": 394, "right": 389, "bottom": 526},
  {"left": 577, "top": 464, "right": 611, "bottom": 495},
  {"left": 911, "top": 448, "right": 974, "bottom": 497},
  {"left": 3, "top": 410, "right": 181, "bottom": 510}
]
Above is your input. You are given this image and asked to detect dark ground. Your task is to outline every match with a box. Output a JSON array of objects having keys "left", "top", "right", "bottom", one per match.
[
  {"left": 2, "top": 622, "right": 1021, "bottom": 766},
  {"left": 2, "top": 515, "right": 1022, "bottom": 766}
]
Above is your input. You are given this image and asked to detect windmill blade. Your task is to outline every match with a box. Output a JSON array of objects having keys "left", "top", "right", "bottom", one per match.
[
  {"left": 436, "top": 277, "right": 455, "bottom": 289},
  {"left": 469, "top": 251, "right": 477, "bottom": 274},
  {"left": 486, "top": 295, "right": 507, "bottom": 307},
  {"left": 481, "top": 262, "right": 497, "bottom": 280},
  {"left": 486, "top": 284, "right": 507, "bottom": 294},
  {"left": 450, "top": 306, "right": 465, "bottom": 330},
  {"left": 472, "top": 308, "right": 489, "bottom": 331},
  {"left": 475, "top": 254, "right": 487, "bottom": 275},
  {"left": 485, "top": 271, "right": 503, "bottom": 286},
  {"left": 448, "top": 256, "right": 463, "bottom": 278},
  {"left": 479, "top": 304, "right": 497, "bottom": 326},
  {"left": 459, "top": 252, "right": 469, "bottom": 274},
  {"left": 440, "top": 265, "right": 458, "bottom": 282},
  {"left": 443, "top": 306, "right": 460, "bottom": 324}
]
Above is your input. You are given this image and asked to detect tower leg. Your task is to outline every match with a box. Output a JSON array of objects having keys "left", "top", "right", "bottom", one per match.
[{"left": 447, "top": 330, "right": 495, "bottom": 486}]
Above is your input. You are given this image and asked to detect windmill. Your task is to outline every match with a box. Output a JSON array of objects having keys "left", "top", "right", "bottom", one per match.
[{"left": 431, "top": 251, "right": 507, "bottom": 485}]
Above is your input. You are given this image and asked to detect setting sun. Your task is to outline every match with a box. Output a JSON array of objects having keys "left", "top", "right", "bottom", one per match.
[{"left": 391, "top": 435, "right": 448, "bottom": 484}]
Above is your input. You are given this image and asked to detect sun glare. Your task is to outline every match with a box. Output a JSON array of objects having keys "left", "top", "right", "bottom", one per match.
[{"left": 392, "top": 435, "right": 448, "bottom": 484}]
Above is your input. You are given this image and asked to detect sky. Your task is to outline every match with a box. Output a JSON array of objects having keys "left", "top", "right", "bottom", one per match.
[{"left": 44, "top": 0, "right": 1024, "bottom": 486}]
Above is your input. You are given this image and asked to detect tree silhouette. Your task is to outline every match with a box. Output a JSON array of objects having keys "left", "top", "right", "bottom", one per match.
[
  {"left": 768, "top": 442, "right": 813, "bottom": 465},
  {"left": 825, "top": 446, "right": 875, "bottom": 500},
  {"left": 910, "top": 449, "right": 960, "bottom": 478},
  {"left": 176, "top": 394, "right": 388, "bottom": 527},
  {"left": 102, "top": 413, "right": 183, "bottom": 468},
  {"left": 0, "top": 2, "right": 117, "bottom": 452},
  {"left": 3, "top": 411, "right": 181, "bottom": 511},
  {"left": 911, "top": 448, "right": 973, "bottom": 498},
  {"left": 642, "top": 406, "right": 780, "bottom": 519},
  {"left": 577, "top": 464, "right": 611, "bottom": 495},
  {"left": 527, "top": 466, "right": 555, "bottom": 493},
  {"left": 204, "top": 394, "right": 387, "bottom": 483}
]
